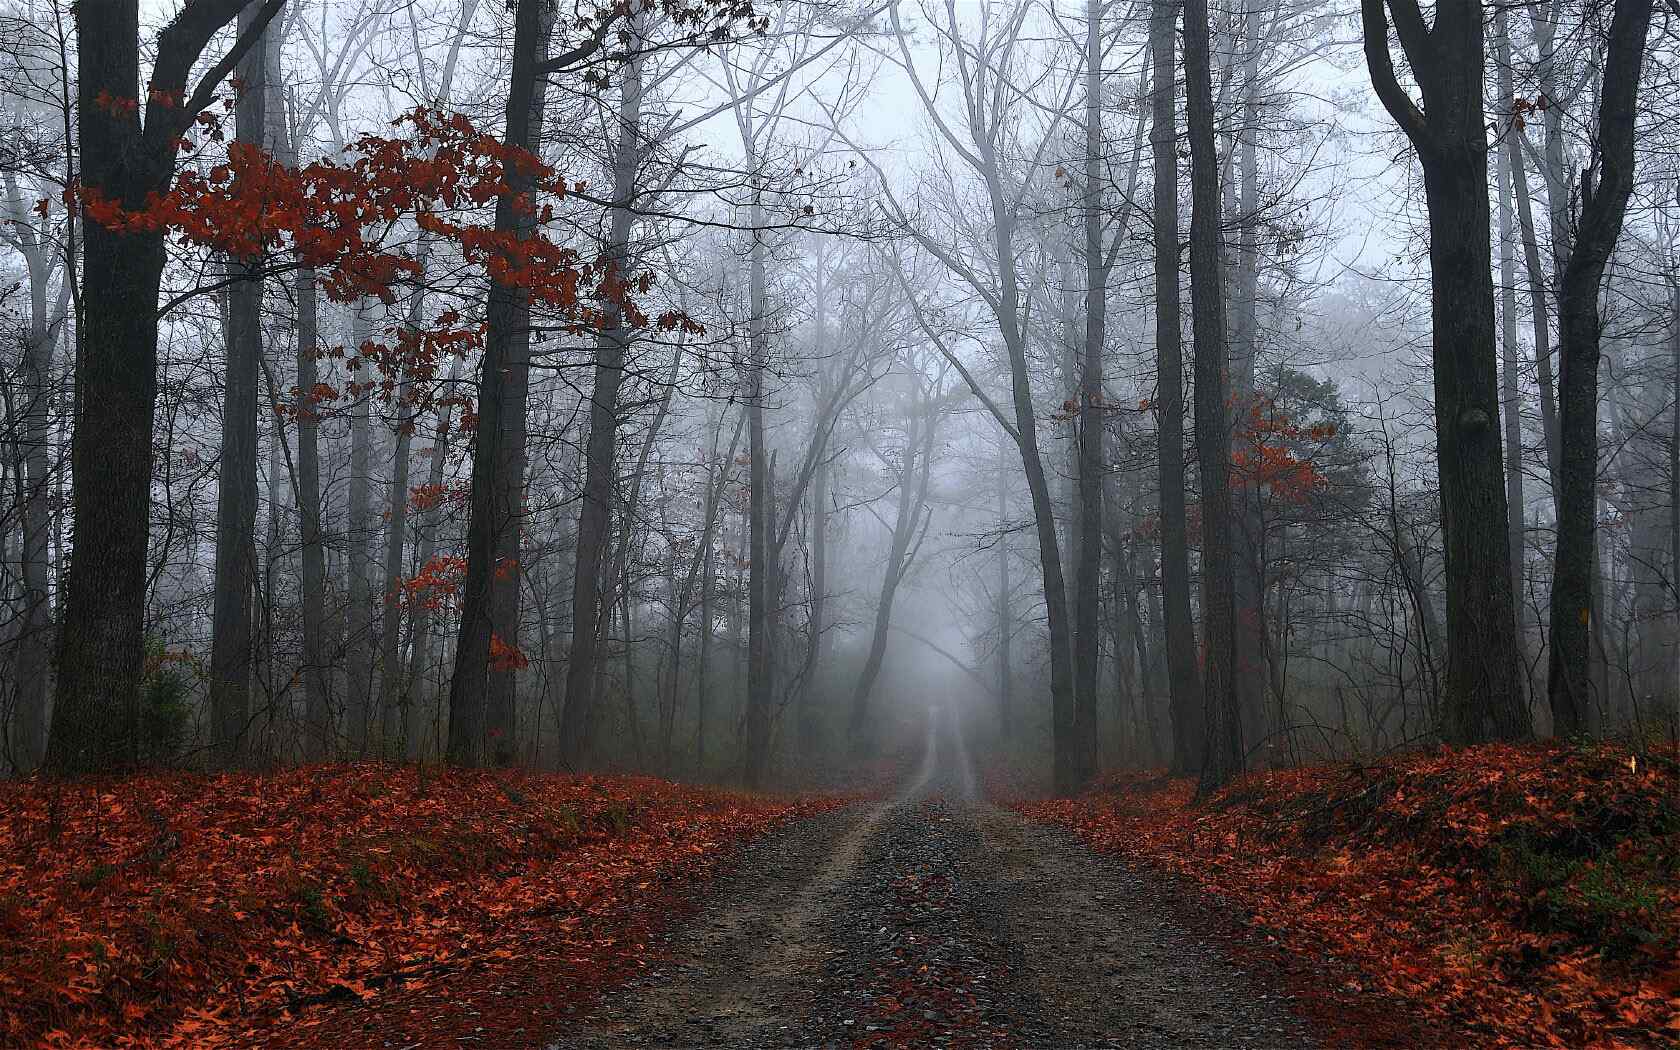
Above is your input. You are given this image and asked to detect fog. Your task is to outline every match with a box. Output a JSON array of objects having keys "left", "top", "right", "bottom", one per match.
[{"left": 1, "top": 0, "right": 1677, "bottom": 790}]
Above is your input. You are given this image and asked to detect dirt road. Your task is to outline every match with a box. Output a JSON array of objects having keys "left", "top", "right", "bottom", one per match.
[{"left": 547, "top": 708, "right": 1321, "bottom": 1049}]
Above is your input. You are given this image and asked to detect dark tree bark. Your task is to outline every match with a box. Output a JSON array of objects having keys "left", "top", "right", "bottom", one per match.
[
  {"left": 1229, "top": 0, "right": 1267, "bottom": 748},
  {"left": 741, "top": 198, "right": 773, "bottom": 787},
  {"left": 1184, "top": 0, "right": 1243, "bottom": 792},
  {"left": 448, "top": 0, "right": 556, "bottom": 765},
  {"left": 556, "top": 28, "right": 642, "bottom": 769},
  {"left": 1361, "top": 0, "right": 1529, "bottom": 744},
  {"left": 1070, "top": 0, "right": 1105, "bottom": 789},
  {"left": 347, "top": 304, "right": 375, "bottom": 754},
  {"left": 209, "top": 8, "right": 271, "bottom": 766},
  {"left": 1149, "top": 0, "right": 1205, "bottom": 774},
  {"left": 48, "top": 0, "right": 283, "bottom": 776},
  {"left": 1547, "top": 0, "right": 1653, "bottom": 735}
]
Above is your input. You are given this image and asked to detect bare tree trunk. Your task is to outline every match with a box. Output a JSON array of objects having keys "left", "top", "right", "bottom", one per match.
[
  {"left": 997, "top": 438, "right": 1013, "bottom": 736},
  {"left": 1547, "top": 0, "right": 1652, "bottom": 735},
  {"left": 1185, "top": 0, "right": 1243, "bottom": 791},
  {"left": 557, "top": 27, "right": 642, "bottom": 769},
  {"left": 448, "top": 0, "right": 556, "bottom": 765},
  {"left": 347, "top": 304, "right": 375, "bottom": 755},
  {"left": 742, "top": 195, "right": 773, "bottom": 787},
  {"left": 49, "top": 0, "right": 280, "bottom": 775},
  {"left": 7, "top": 185, "right": 56, "bottom": 771},
  {"left": 1070, "top": 0, "right": 1106, "bottom": 788},
  {"left": 1230, "top": 0, "right": 1267, "bottom": 749},
  {"left": 1362, "top": 0, "right": 1529, "bottom": 744},
  {"left": 377, "top": 237, "right": 439, "bottom": 756},
  {"left": 1671, "top": 282, "right": 1679, "bottom": 711},
  {"left": 1508, "top": 131, "right": 1560, "bottom": 491},
  {"left": 209, "top": 8, "right": 271, "bottom": 767},
  {"left": 1494, "top": 10, "right": 1526, "bottom": 643},
  {"left": 1150, "top": 0, "right": 1205, "bottom": 774},
  {"left": 404, "top": 357, "right": 463, "bottom": 757}
]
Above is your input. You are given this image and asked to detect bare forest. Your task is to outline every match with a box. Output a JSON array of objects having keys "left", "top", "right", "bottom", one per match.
[{"left": 1, "top": 0, "right": 1678, "bottom": 1045}]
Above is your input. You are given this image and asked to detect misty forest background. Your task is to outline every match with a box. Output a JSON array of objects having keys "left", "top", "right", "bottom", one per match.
[{"left": 0, "top": 0, "right": 1677, "bottom": 795}]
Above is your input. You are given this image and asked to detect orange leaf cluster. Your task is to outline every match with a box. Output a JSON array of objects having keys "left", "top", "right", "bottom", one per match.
[
  {"left": 1011, "top": 743, "right": 1680, "bottom": 1049},
  {"left": 0, "top": 766, "right": 835, "bottom": 1049},
  {"left": 77, "top": 107, "right": 689, "bottom": 338}
]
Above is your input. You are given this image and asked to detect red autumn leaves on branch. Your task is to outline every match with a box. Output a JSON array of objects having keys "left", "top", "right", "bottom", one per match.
[
  {"left": 0, "top": 767, "right": 837, "bottom": 1049},
  {"left": 1010, "top": 743, "right": 1680, "bottom": 1049}
]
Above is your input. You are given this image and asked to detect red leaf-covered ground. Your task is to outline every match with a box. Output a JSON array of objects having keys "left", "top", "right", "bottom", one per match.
[
  {"left": 1009, "top": 742, "right": 1680, "bottom": 1049},
  {"left": 0, "top": 765, "right": 838, "bottom": 1049}
]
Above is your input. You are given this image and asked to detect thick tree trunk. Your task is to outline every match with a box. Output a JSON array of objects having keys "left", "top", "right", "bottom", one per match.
[
  {"left": 448, "top": 0, "right": 555, "bottom": 765},
  {"left": 1547, "top": 0, "right": 1652, "bottom": 736},
  {"left": 1185, "top": 0, "right": 1243, "bottom": 791},
  {"left": 1363, "top": 0, "right": 1529, "bottom": 744},
  {"left": 1150, "top": 0, "right": 1205, "bottom": 774}
]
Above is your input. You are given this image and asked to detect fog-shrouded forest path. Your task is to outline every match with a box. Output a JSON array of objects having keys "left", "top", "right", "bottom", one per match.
[{"left": 547, "top": 707, "right": 1321, "bottom": 1049}]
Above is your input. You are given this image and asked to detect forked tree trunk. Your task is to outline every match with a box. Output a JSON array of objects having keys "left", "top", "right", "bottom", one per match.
[
  {"left": 1362, "top": 0, "right": 1529, "bottom": 744},
  {"left": 1547, "top": 0, "right": 1653, "bottom": 735},
  {"left": 49, "top": 0, "right": 281, "bottom": 775}
]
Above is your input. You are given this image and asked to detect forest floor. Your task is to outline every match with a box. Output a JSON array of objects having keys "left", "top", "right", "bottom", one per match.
[
  {"left": 6, "top": 720, "right": 1674, "bottom": 1049},
  {"left": 549, "top": 709, "right": 1326, "bottom": 1050}
]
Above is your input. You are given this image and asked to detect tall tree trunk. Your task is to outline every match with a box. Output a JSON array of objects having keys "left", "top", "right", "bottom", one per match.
[
  {"left": 209, "top": 8, "right": 270, "bottom": 767},
  {"left": 742, "top": 195, "right": 773, "bottom": 787},
  {"left": 1362, "top": 0, "right": 1529, "bottom": 744},
  {"left": 10, "top": 192, "right": 55, "bottom": 771},
  {"left": 49, "top": 0, "right": 279, "bottom": 775},
  {"left": 804, "top": 433, "right": 828, "bottom": 749},
  {"left": 1494, "top": 11, "right": 1526, "bottom": 643},
  {"left": 378, "top": 239, "right": 437, "bottom": 757},
  {"left": 1230, "top": 0, "right": 1267, "bottom": 749},
  {"left": 1508, "top": 129, "right": 1560, "bottom": 491},
  {"left": 347, "top": 304, "right": 375, "bottom": 754},
  {"left": 1150, "top": 0, "right": 1205, "bottom": 774},
  {"left": 1670, "top": 281, "right": 1679, "bottom": 711},
  {"left": 1070, "top": 0, "right": 1105, "bottom": 789},
  {"left": 1547, "top": 0, "right": 1652, "bottom": 735},
  {"left": 1185, "top": 0, "right": 1243, "bottom": 791},
  {"left": 556, "top": 28, "right": 642, "bottom": 769},
  {"left": 997, "top": 438, "right": 1013, "bottom": 736},
  {"left": 448, "top": 0, "right": 556, "bottom": 765}
]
